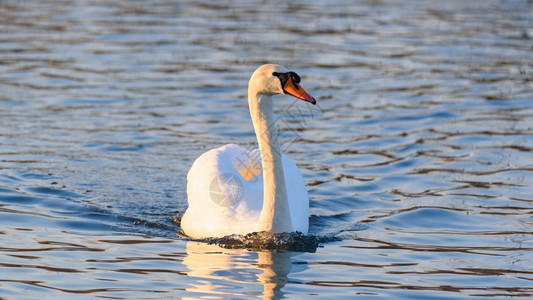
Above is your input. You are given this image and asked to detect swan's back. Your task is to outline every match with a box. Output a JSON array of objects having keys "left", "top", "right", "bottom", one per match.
[
  {"left": 182, "top": 144, "right": 263, "bottom": 238},
  {"left": 182, "top": 144, "right": 308, "bottom": 239}
]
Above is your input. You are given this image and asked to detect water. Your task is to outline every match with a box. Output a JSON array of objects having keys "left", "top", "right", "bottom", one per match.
[{"left": 1, "top": 0, "right": 532, "bottom": 298}]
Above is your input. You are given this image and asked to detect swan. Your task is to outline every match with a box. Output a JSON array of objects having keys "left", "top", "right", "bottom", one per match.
[{"left": 181, "top": 64, "right": 316, "bottom": 239}]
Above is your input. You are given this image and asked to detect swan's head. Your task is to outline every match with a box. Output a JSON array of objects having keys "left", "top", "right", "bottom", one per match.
[{"left": 249, "top": 64, "right": 316, "bottom": 105}]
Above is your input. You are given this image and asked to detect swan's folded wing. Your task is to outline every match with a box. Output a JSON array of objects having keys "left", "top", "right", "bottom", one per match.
[{"left": 183, "top": 144, "right": 261, "bottom": 238}]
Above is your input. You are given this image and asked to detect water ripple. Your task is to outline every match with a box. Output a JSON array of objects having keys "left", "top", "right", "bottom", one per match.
[{"left": 1, "top": 0, "right": 532, "bottom": 298}]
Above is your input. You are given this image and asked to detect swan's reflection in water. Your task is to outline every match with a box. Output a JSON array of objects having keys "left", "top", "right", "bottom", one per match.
[{"left": 184, "top": 241, "right": 307, "bottom": 299}]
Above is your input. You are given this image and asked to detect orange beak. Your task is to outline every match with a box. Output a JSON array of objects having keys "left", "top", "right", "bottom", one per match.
[{"left": 282, "top": 77, "right": 316, "bottom": 105}]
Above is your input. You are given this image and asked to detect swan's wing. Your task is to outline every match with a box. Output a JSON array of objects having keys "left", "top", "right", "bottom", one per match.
[
  {"left": 183, "top": 145, "right": 308, "bottom": 238},
  {"left": 282, "top": 154, "right": 310, "bottom": 234},
  {"left": 183, "top": 144, "right": 262, "bottom": 238}
]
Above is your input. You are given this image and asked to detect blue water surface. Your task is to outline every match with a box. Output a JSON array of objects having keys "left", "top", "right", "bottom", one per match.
[{"left": 1, "top": 0, "right": 532, "bottom": 298}]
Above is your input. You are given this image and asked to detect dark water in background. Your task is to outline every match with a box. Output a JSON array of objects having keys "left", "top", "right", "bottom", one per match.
[{"left": 1, "top": 0, "right": 533, "bottom": 298}]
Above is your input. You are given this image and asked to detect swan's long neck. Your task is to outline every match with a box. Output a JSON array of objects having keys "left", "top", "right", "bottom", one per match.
[{"left": 248, "top": 92, "right": 294, "bottom": 233}]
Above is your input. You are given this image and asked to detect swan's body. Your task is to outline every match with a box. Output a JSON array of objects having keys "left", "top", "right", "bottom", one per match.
[{"left": 182, "top": 64, "right": 316, "bottom": 239}]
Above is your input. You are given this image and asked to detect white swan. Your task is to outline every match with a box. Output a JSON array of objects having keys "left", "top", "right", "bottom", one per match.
[{"left": 182, "top": 64, "right": 316, "bottom": 239}]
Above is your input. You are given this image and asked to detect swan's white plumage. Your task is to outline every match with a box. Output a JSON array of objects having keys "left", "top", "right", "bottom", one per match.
[
  {"left": 181, "top": 64, "right": 313, "bottom": 239},
  {"left": 182, "top": 144, "right": 309, "bottom": 239}
]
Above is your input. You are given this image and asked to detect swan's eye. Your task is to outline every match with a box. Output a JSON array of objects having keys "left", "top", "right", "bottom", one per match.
[
  {"left": 273, "top": 71, "right": 302, "bottom": 92},
  {"left": 289, "top": 72, "right": 301, "bottom": 83},
  {"left": 273, "top": 71, "right": 301, "bottom": 83}
]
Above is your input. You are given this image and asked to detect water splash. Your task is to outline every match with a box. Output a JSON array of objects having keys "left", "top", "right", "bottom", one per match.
[{"left": 172, "top": 212, "right": 340, "bottom": 252}]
